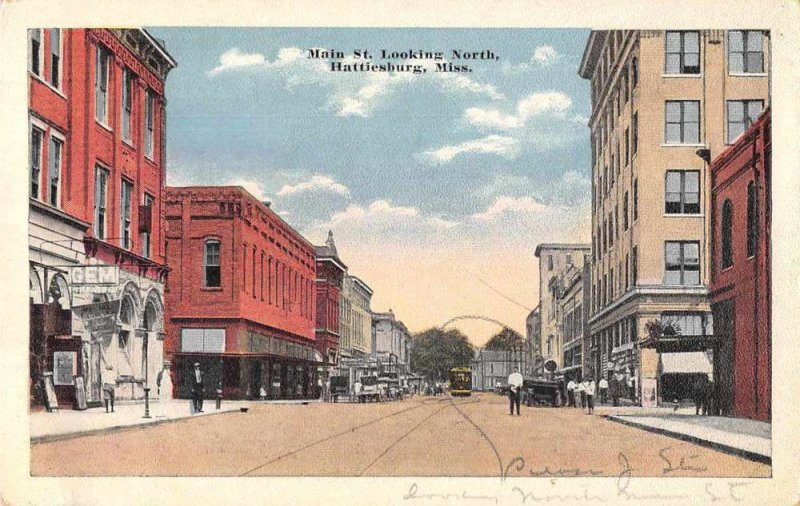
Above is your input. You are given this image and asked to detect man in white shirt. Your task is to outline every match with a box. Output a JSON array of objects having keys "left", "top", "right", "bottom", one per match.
[
  {"left": 575, "top": 379, "right": 586, "bottom": 408},
  {"left": 507, "top": 367, "right": 523, "bottom": 416},
  {"left": 598, "top": 377, "right": 609, "bottom": 405},
  {"left": 585, "top": 379, "right": 596, "bottom": 414},
  {"left": 566, "top": 379, "right": 577, "bottom": 407}
]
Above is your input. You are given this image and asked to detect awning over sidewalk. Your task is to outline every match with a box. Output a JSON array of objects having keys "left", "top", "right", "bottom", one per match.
[{"left": 660, "top": 351, "right": 713, "bottom": 374}]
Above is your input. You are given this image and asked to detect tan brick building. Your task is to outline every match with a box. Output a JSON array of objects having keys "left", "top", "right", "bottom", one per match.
[{"left": 578, "top": 30, "right": 769, "bottom": 403}]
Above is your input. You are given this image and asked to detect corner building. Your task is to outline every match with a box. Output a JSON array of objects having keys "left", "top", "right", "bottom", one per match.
[
  {"left": 579, "top": 30, "right": 769, "bottom": 404},
  {"left": 164, "top": 186, "right": 320, "bottom": 400},
  {"left": 28, "top": 29, "right": 175, "bottom": 407}
]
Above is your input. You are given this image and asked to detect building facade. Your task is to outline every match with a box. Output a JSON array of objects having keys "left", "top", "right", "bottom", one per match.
[
  {"left": 579, "top": 30, "right": 769, "bottom": 404},
  {"left": 372, "top": 310, "right": 410, "bottom": 376},
  {"left": 164, "top": 186, "right": 320, "bottom": 400},
  {"left": 709, "top": 109, "right": 771, "bottom": 420},
  {"left": 315, "top": 232, "right": 347, "bottom": 370},
  {"left": 336, "top": 275, "right": 375, "bottom": 383},
  {"left": 524, "top": 306, "right": 540, "bottom": 376},
  {"left": 471, "top": 349, "right": 522, "bottom": 391},
  {"left": 556, "top": 255, "right": 590, "bottom": 382},
  {"left": 28, "top": 28, "right": 175, "bottom": 407},
  {"left": 534, "top": 244, "right": 590, "bottom": 375}
]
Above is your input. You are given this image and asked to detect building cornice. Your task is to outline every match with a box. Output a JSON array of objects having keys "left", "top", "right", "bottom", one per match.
[
  {"left": 588, "top": 284, "right": 709, "bottom": 326},
  {"left": 29, "top": 198, "right": 91, "bottom": 231}
]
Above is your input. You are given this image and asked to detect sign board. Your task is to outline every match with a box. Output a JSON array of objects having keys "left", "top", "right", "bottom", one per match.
[
  {"left": 43, "top": 372, "right": 58, "bottom": 410},
  {"left": 70, "top": 265, "right": 119, "bottom": 286},
  {"left": 74, "top": 376, "right": 87, "bottom": 410},
  {"left": 53, "top": 351, "right": 76, "bottom": 385},
  {"left": 544, "top": 359, "right": 558, "bottom": 372},
  {"left": 641, "top": 377, "right": 658, "bottom": 408},
  {"left": 73, "top": 300, "right": 121, "bottom": 338}
]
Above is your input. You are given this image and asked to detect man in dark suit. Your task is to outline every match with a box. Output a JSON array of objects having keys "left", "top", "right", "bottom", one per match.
[{"left": 191, "top": 362, "right": 204, "bottom": 413}]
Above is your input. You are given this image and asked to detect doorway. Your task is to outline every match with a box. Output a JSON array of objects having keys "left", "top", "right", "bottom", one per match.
[{"left": 713, "top": 299, "right": 735, "bottom": 416}]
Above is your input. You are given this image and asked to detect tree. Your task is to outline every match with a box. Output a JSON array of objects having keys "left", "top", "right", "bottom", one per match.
[
  {"left": 484, "top": 327, "right": 525, "bottom": 351},
  {"left": 409, "top": 327, "right": 475, "bottom": 382}
]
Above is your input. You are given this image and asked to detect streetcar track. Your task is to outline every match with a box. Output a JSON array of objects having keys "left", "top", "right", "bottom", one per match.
[
  {"left": 238, "top": 396, "right": 450, "bottom": 476},
  {"left": 447, "top": 396, "right": 505, "bottom": 479}
]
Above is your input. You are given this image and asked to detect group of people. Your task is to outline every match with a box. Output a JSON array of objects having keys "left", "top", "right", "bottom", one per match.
[{"left": 565, "top": 377, "right": 598, "bottom": 414}]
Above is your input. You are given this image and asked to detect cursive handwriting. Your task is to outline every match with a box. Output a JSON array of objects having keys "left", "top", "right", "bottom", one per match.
[
  {"left": 705, "top": 481, "right": 753, "bottom": 502},
  {"left": 617, "top": 452, "right": 692, "bottom": 501},
  {"left": 512, "top": 486, "right": 609, "bottom": 503},
  {"left": 404, "top": 483, "right": 499, "bottom": 504},
  {"left": 658, "top": 446, "right": 709, "bottom": 475},
  {"left": 503, "top": 456, "right": 604, "bottom": 479}
]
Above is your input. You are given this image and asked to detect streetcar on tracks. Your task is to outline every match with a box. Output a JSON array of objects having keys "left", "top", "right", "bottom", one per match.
[{"left": 449, "top": 367, "right": 472, "bottom": 396}]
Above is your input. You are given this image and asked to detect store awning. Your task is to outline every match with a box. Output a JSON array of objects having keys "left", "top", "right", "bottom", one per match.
[
  {"left": 639, "top": 334, "right": 717, "bottom": 353},
  {"left": 660, "top": 352, "right": 713, "bottom": 374}
]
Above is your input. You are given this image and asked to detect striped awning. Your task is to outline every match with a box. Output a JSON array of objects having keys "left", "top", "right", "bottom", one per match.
[{"left": 660, "top": 351, "right": 713, "bottom": 374}]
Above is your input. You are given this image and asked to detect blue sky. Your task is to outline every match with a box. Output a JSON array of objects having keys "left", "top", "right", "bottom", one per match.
[{"left": 149, "top": 27, "right": 593, "bottom": 344}]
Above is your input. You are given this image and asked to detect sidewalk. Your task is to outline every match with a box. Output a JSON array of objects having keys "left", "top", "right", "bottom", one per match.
[
  {"left": 30, "top": 400, "right": 250, "bottom": 443},
  {"left": 604, "top": 413, "right": 771, "bottom": 464}
]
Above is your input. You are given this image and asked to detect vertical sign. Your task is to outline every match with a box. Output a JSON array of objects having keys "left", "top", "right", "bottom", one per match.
[
  {"left": 53, "top": 351, "right": 76, "bottom": 385},
  {"left": 641, "top": 377, "right": 658, "bottom": 408}
]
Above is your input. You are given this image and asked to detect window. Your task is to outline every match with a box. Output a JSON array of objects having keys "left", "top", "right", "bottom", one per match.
[
  {"left": 665, "top": 101, "right": 700, "bottom": 144},
  {"left": 727, "top": 100, "right": 764, "bottom": 143},
  {"left": 29, "top": 29, "right": 42, "bottom": 76},
  {"left": 141, "top": 193, "right": 154, "bottom": 259},
  {"left": 547, "top": 255, "right": 553, "bottom": 271},
  {"left": 665, "top": 170, "right": 700, "bottom": 214},
  {"left": 122, "top": 69, "right": 133, "bottom": 142},
  {"left": 664, "top": 241, "right": 700, "bottom": 285},
  {"left": 94, "top": 166, "right": 108, "bottom": 239},
  {"left": 625, "top": 253, "right": 629, "bottom": 288},
  {"left": 622, "top": 69, "right": 629, "bottom": 103},
  {"left": 204, "top": 240, "right": 221, "bottom": 288},
  {"left": 95, "top": 45, "right": 110, "bottom": 124},
  {"left": 624, "top": 127, "right": 630, "bottom": 167},
  {"left": 615, "top": 205, "right": 619, "bottom": 238},
  {"left": 661, "top": 313, "right": 712, "bottom": 336},
  {"left": 30, "top": 125, "right": 43, "bottom": 199},
  {"left": 252, "top": 246, "right": 257, "bottom": 298},
  {"left": 747, "top": 182, "right": 758, "bottom": 258},
  {"left": 48, "top": 136, "right": 63, "bottom": 208},
  {"left": 665, "top": 31, "right": 700, "bottom": 74},
  {"left": 632, "top": 112, "right": 638, "bottom": 154},
  {"left": 260, "top": 252, "right": 265, "bottom": 301},
  {"left": 609, "top": 268, "right": 615, "bottom": 299},
  {"left": 145, "top": 90, "right": 154, "bottom": 158},
  {"left": 48, "top": 29, "right": 61, "bottom": 88},
  {"left": 721, "top": 199, "right": 733, "bottom": 268},
  {"left": 608, "top": 214, "right": 614, "bottom": 247},
  {"left": 181, "top": 328, "right": 226, "bottom": 353},
  {"left": 623, "top": 192, "right": 629, "bottom": 230},
  {"left": 633, "top": 178, "right": 638, "bottom": 221},
  {"left": 268, "top": 257, "right": 273, "bottom": 304},
  {"left": 120, "top": 180, "right": 133, "bottom": 250},
  {"left": 728, "top": 30, "right": 764, "bottom": 74}
]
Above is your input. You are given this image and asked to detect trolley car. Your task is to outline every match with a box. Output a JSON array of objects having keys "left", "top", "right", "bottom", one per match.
[{"left": 449, "top": 367, "right": 472, "bottom": 396}]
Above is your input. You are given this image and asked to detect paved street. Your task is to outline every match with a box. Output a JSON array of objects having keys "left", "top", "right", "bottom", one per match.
[{"left": 30, "top": 393, "right": 769, "bottom": 477}]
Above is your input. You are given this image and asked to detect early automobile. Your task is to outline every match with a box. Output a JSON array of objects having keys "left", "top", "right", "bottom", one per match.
[{"left": 522, "top": 377, "right": 561, "bottom": 407}]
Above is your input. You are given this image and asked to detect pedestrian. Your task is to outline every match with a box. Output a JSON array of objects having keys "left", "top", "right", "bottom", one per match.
[
  {"left": 586, "top": 378, "right": 596, "bottom": 414},
  {"left": 101, "top": 365, "right": 115, "bottom": 413},
  {"left": 598, "top": 376, "right": 609, "bottom": 405},
  {"left": 703, "top": 380, "right": 716, "bottom": 416},
  {"left": 507, "top": 367, "right": 523, "bottom": 416},
  {"left": 626, "top": 374, "right": 634, "bottom": 401},
  {"left": 575, "top": 378, "right": 586, "bottom": 408},
  {"left": 354, "top": 379, "right": 362, "bottom": 403},
  {"left": 190, "top": 362, "right": 204, "bottom": 413},
  {"left": 566, "top": 378, "right": 577, "bottom": 407},
  {"left": 610, "top": 374, "right": 620, "bottom": 406},
  {"left": 324, "top": 378, "right": 331, "bottom": 402},
  {"left": 157, "top": 361, "right": 174, "bottom": 418},
  {"left": 317, "top": 378, "right": 323, "bottom": 400},
  {"left": 692, "top": 376, "right": 706, "bottom": 415}
]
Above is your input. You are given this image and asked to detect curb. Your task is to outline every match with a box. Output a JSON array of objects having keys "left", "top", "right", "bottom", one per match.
[
  {"left": 604, "top": 415, "right": 771, "bottom": 465},
  {"left": 30, "top": 408, "right": 244, "bottom": 445}
]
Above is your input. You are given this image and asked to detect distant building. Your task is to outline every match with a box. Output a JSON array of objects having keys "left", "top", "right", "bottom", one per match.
[
  {"left": 534, "top": 244, "right": 590, "bottom": 375},
  {"left": 524, "top": 306, "right": 540, "bottom": 376},
  {"left": 709, "top": 108, "right": 771, "bottom": 421},
  {"left": 471, "top": 349, "right": 520, "bottom": 391},
  {"left": 337, "top": 275, "right": 375, "bottom": 383},
  {"left": 579, "top": 30, "right": 769, "bottom": 404},
  {"left": 372, "top": 310, "right": 410, "bottom": 376},
  {"left": 556, "top": 255, "right": 591, "bottom": 382},
  {"left": 315, "top": 231, "right": 347, "bottom": 370},
  {"left": 164, "top": 186, "right": 320, "bottom": 400}
]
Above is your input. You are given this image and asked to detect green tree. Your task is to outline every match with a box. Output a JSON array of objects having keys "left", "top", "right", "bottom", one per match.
[
  {"left": 409, "top": 327, "right": 475, "bottom": 382},
  {"left": 484, "top": 327, "right": 524, "bottom": 351}
]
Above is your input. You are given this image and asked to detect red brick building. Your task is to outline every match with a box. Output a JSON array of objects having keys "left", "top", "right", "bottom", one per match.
[
  {"left": 164, "top": 186, "right": 320, "bottom": 400},
  {"left": 709, "top": 108, "right": 771, "bottom": 421},
  {"left": 314, "top": 232, "right": 347, "bottom": 369},
  {"left": 28, "top": 29, "right": 175, "bottom": 407}
]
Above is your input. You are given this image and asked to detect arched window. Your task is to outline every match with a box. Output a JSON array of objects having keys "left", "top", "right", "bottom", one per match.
[
  {"left": 204, "top": 240, "right": 221, "bottom": 287},
  {"left": 30, "top": 268, "right": 43, "bottom": 304},
  {"left": 747, "top": 182, "right": 758, "bottom": 257},
  {"left": 48, "top": 274, "right": 70, "bottom": 309},
  {"left": 119, "top": 296, "right": 135, "bottom": 350},
  {"left": 721, "top": 199, "right": 734, "bottom": 269}
]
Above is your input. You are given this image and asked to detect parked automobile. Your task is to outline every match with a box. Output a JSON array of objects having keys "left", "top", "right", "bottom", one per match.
[
  {"left": 522, "top": 377, "right": 561, "bottom": 407},
  {"left": 329, "top": 376, "right": 349, "bottom": 403},
  {"left": 357, "top": 375, "right": 380, "bottom": 402}
]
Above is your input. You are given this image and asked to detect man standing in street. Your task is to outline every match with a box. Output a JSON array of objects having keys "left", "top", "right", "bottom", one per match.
[
  {"left": 585, "top": 378, "right": 596, "bottom": 414},
  {"left": 575, "top": 378, "right": 586, "bottom": 408},
  {"left": 566, "top": 378, "right": 577, "bottom": 407},
  {"left": 507, "top": 367, "right": 523, "bottom": 416},
  {"left": 191, "top": 362, "right": 204, "bottom": 413},
  {"left": 598, "top": 376, "right": 609, "bottom": 405}
]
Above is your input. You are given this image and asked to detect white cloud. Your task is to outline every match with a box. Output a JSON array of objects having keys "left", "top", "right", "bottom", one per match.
[
  {"left": 516, "top": 91, "right": 572, "bottom": 118},
  {"left": 277, "top": 175, "right": 350, "bottom": 197},
  {"left": 227, "top": 178, "right": 270, "bottom": 202},
  {"left": 471, "top": 195, "right": 546, "bottom": 221},
  {"left": 312, "top": 200, "right": 461, "bottom": 234},
  {"left": 463, "top": 91, "right": 573, "bottom": 133},
  {"left": 463, "top": 107, "right": 522, "bottom": 130},
  {"left": 423, "top": 134, "right": 519, "bottom": 163},
  {"left": 207, "top": 48, "right": 266, "bottom": 77},
  {"left": 533, "top": 45, "right": 560, "bottom": 66}
]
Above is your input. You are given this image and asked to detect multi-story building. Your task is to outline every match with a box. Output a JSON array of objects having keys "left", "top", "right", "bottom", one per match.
[
  {"left": 556, "top": 255, "right": 590, "bottom": 382},
  {"left": 534, "top": 244, "right": 590, "bottom": 374},
  {"left": 579, "top": 30, "right": 769, "bottom": 404},
  {"left": 28, "top": 28, "right": 175, "bottom": 407},
  {"left": 315, "top": 231, "right": 347, "bottom": 370},
  {"left": 337, "top": 275, "right": 375, "bottom": 383},
  {"left": 524, "top": 306, "right": 540, "bottom": 376},
  {"left": 372, "top": 310, "right": 410, "bottom": 376},
  {"left": 163, "top": 186, "right": 320, "bottom": 400},
  {"left": 709, "top": 109, "right": 771, "bottom": 420}
]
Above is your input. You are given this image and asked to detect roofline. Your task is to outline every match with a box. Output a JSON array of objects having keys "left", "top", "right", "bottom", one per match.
[
  {"left": 534, "top": 243, "right": 591, "bottom": 257},
  {"left": 578, "top": 31, "right": 600, "bottom": 79},
  {"left": 349, "top": 275, "right": 374, "bottom": 296},
  {"left": 139, "top": 29, "right": 177, "bottom": 69},
  {"left": 317, "top": 256, "right": 347, "bottom": 272}
]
